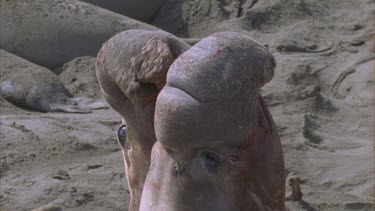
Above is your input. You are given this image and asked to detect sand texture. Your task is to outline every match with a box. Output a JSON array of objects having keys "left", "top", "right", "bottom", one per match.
[{"left": 1, "top": 0, "right": 374, "bottom": 210}]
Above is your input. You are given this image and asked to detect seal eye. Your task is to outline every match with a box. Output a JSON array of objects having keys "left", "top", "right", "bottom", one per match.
[
  {"left": 117, "top": 124, "right": 127, "bottom": 149},
  {"left": 201, "top": 151, "right": 221, "bottom": 173}
]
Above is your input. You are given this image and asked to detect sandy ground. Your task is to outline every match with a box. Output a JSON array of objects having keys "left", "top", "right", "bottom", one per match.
[
  {"left": 0, "top": 101, "right": 128, "bottom": 211},
  {"left": 1, "top": 0, "right": 374, "bottom": 210}
]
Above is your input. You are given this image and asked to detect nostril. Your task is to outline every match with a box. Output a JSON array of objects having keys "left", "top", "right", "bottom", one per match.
[{"left": 117, "top": 124, "right": 127, "bottom": 149}]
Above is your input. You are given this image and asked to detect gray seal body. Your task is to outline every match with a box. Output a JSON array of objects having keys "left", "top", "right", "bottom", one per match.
[{"left": 0, "top": 50, "right": 103, "bottom": 113}]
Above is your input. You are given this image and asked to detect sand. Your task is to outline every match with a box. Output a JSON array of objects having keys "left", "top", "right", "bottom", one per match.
[{"left": 1, "top": 0, "right": 374, "bottom": 210}]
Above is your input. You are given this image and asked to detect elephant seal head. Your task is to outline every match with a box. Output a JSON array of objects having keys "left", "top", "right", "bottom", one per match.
[
  {"left": 96, "top": 30, "right": 285, "bottom": 211},
  {"left": 141, "top": 32, "right": 285, "bottom": 211}
]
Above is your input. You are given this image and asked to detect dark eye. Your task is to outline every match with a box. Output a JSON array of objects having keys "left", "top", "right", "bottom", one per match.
[
  {"left": 201, "top": 151, "right": 221, "bottom": 173},
  {"left": 117, "top": 124, "right": 127, "bottom": 149}
]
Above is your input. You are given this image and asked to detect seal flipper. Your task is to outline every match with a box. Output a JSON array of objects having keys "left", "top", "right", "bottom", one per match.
[
  {"left": 72, "top": 97, "right": 108, "bottom": 110},
  {"left": 49, "top": 103, "right": 92, "bottom": 113},
  {"left": 49, "top": 97, "right": 108, "bottom": 113}
]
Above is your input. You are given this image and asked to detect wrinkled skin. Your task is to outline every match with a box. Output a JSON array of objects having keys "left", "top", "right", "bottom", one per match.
[{"left": 96, "top": 30, "right": 286, "bottom": 211}]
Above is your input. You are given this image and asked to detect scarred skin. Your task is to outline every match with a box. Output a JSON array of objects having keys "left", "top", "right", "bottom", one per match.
[{"left": 96, "top": 30, "right": 286, "bottom": 211}]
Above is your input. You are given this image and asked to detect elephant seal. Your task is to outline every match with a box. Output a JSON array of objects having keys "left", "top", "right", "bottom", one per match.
[
  {"left": 0, "top": 50, "right": 104, "bottom": 113},
  {"left": 96, "top": 29, "right": 190, "bottom": 210},
  {"left": 0, "top": 0, "right": 158, "bottom": 69},
  {"left": 144, "top": 32, "right": 286, "bottom": 211},
  {"left": 96, "top": 30, "right": 286, "bottom": 210},
  {"left": 80, "top": 0, "right": 165, "bottom": 22}
]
